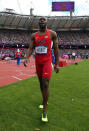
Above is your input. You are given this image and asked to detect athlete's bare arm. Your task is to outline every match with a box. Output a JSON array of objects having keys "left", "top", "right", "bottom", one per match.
[
  {"left": 23, "top": 33, "right": 35, "bottom": 67},
  {"left": 51, "top": 30, "right": 59, "bottom": 73}
]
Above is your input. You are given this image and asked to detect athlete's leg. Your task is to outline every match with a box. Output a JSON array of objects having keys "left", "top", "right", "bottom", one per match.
[
  {"left": 42, "top": 62, "right": 52, "bottom": 113},
  {"left": 38, "top": 76, "right": 49, "bottom": 110},
  {"left": 42, "top": 78, "right": 49, "bottom": 113},
  {"left": 38, "top": 76, "right": 44, "bottom": 102},
  {"left": 36, "top": 64, "right": 44, "bottom": 105}
]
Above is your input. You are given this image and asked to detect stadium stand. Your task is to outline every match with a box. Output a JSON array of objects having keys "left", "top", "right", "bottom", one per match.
[
  {"left": 0, "top": 29, "right": 30, "bottom": 47},
  {"left": 58, "top": 31, "right": 89, "bottom": 45},
  {"left": 0, "top": 12, "right": 89, "bottom": 60}
]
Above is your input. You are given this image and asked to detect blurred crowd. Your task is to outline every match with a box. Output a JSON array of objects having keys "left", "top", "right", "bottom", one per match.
[
  {"left": 0, "top": 48, "right": 89, "bottom": 60},
  {"left": 58, "top": 31, "right": 89, "bottom": 45},
  {"left": 0, "top": 30, "right": 89, "bottom": 60},
  {"left": 0, "top": 48, "right": 27, "bottom": 60},
  {"left": 0, "top": 30, "right": 89, "bottom": 46},
  {"left": 59, "top": 49, "right": 89, "bottom": 59},
  {"left": 0, "top": 29, "right": 30, "bottom": 44}
]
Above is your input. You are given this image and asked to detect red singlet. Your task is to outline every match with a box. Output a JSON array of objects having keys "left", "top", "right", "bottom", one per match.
[
  {"left": 16, "top": 51, "right": 21, "bottom": 57},
  {"left": 34, "top": 29, "right": 52, "bottom": 79}
]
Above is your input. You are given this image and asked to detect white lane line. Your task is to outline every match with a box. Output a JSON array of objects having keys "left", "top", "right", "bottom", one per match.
[
  {"left": 11, "top": 76, "right": 22, "bottom": 80},
  {"left": 19, "top": 73, "right": 34, "bottom": 76}
]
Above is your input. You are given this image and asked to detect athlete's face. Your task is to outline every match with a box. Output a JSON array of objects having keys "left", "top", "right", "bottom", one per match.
[{"left": 39, "top": 17, "right": 47, "bottom": 29}]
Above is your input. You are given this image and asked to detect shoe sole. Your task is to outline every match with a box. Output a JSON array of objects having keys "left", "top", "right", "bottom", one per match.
[{"left": 42, "top": 114, "right": 48, "bottom": 122}]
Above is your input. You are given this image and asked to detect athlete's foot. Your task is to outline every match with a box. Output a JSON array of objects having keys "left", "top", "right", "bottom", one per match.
[{"left": 42, "top": 112, "right": 48, "bottom": 122}]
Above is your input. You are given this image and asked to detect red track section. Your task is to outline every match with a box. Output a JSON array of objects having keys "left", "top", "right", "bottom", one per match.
[
  {"left": 0, "top": 56, "right": 36, "bottom": 87},
  {"left": 0, "top": 56, "right": 82, "bottom": 87}
]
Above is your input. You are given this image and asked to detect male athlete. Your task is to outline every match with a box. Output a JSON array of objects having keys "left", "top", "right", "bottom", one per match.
[{"left": 23, "top": 17, "right": 59, "bottom": 122}]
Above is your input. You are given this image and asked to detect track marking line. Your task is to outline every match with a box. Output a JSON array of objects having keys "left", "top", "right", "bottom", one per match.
[
  {"left": 11, "top": 76, "right": 22, "bottom": 80},
  {"left": 18, "top": 72, "right": 35, "bottom": 76}
]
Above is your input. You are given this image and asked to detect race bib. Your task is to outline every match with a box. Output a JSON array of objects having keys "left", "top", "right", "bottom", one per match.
[{"left": 35, "top": 46, "right": 47, "bottom": 54}]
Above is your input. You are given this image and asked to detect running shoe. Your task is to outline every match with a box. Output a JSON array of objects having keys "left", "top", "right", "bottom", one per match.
[{"left": 42, "top": 112, "right": 48, "bottom": 122}]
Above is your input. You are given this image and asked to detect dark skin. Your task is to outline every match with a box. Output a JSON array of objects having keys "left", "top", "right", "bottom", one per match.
[{"left": 24, "top": 17, "right": 59, "bottom": 113}]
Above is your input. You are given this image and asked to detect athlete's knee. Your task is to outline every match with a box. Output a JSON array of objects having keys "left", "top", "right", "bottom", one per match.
[
  {"left": 38, "top": 76, "right": 42, "bottom": 84},
  {"left": 42, "top": 78, "right": 49, "bottom": 88}
]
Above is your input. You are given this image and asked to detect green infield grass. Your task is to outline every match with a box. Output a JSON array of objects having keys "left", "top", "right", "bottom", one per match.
[{"left": 0, "top": 60, "right": 89, "bottom": 131}]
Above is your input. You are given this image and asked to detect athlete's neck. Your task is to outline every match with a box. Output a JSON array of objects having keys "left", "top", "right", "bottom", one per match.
[{"left": 39, "top": 27, "right": 47, "bottom": 33}]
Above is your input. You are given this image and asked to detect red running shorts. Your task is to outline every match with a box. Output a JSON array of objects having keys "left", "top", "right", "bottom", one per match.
[{"left": 36, "top": 62, "right": 52, "bottom": 79}]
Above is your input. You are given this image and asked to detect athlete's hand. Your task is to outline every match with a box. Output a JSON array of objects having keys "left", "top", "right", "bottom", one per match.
[
  {"left": 23, "top": 59, "right": 29, "bottom": 67},
  {"left": 54, "top": 65, "right": 59, "bottom": 73}
]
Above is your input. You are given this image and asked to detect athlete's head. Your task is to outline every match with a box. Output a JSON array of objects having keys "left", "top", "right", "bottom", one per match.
[
  {"left": 17, "top": 49, "right": 20, "bottom": 52},
  {"left": 39, "top": 17, "right": 47, "bottom": 30}
]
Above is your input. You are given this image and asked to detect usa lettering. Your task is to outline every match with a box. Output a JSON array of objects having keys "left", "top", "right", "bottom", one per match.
[{"left": 37, "top": 39, "right": 46, "bottom": 44}]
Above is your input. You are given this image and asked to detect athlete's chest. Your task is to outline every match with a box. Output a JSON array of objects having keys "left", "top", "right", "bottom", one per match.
[
  {"left": 35, "top": 35, "right": 50, "bottom": 45},
  {"left": 16, "top": 52, "right": 21, "bottom": 55}
]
